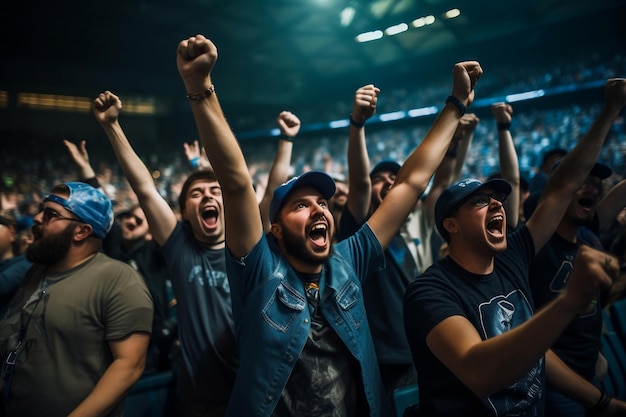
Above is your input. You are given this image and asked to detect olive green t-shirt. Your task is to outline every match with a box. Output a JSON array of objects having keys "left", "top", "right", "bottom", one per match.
[{"left": 6, "top": 252, "right": 153, "bottom": 417}]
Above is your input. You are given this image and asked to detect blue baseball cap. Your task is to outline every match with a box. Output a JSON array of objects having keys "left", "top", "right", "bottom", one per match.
[
  {"left": 435, "top": 178, "right": 512, "bottom": 241},
  {"left": 269, "top": 171, "right": 336, "bottom": 223},
  {"left": 44, "top": 182, "right": 114, "bottom": 239},
  {"left": 552, "top": 161, "right": 612, "bottom": 180},
  {"left": 370, "top": 160, "right": 401, "bottom": 178}
]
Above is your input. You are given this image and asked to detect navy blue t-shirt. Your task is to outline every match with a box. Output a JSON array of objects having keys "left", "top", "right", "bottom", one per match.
[{"left": 404, "top": 225, "right": 545, "bottom": 416}]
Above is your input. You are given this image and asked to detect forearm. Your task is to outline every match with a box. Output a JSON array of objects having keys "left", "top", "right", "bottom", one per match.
[
  {"left": 544, "top": 105, "right": 618, "bottom": 198},
  {"left": 453, "top": 132, "right": 472, "bottom": 181},
  {"left": 266, "top": 138, "right": 294, "bottom": 196},
  {"left": 260, "top": 138, "right": 293, "bottom": 230},
  {"left": 346, "top": 125, "right": 371, "bottom": 222},
  {"left": 396, "top": 104, "right": 461, "bottom": 193},
  {"left": 440, "top": 293, "right": 580, "bottom": 397},
  {"left": 187, "top": 89, "right": 253, "bottom": 195},
  {"left": 100, "top": 122, "right": 156, "bottom": 198},
  {"left": 183, "top": 80, "right": 262, "bottom": 255},
  {"left": 497, "top": 129, "right": 520, "bottom": 227},
  {"left": 68, "top": 357, "right": 145, "bottom": 417},
  {"left": 596, "top": 180, "right": 626, "bottom": 232},
  {"left": 545, "top": 349, "right": 600, "bottom": 408}
]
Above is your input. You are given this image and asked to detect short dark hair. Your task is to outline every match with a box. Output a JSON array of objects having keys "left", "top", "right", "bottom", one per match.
[
  {"left": 542, "top": 148, "right": 567, "bottom": 166},
  {"left": 178, "top": 170, "right": 220, "bottom": 213}
]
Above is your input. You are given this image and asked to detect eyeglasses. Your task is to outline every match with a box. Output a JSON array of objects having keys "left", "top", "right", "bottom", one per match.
[
  {"left": 41, "top": 207, "right": 82, "bottom": 224},
  {"left": 468, "top": 192, "right": 507, "bottom": 208},
  {"left": 118, "top": 212, "right": 144, "bottom": 226}
]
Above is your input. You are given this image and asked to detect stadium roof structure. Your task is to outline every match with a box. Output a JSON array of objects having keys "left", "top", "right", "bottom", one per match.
[{"left": 2, "top": 0, "right": 624, "bottom": 110}]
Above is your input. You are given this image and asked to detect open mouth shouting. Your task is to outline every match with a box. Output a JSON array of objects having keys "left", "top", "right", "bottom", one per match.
[
  {"left": 487, "top": 214, "right": 504, "bottom": 238},
  {"left": 308, "top": 221, "right": 328, "bottom": 249},
  {"left": 201, "top": 206, "right": 219, "bottom": 229},
  {"left": 577, "top": 197, "right": 596, "bottom": 213}
]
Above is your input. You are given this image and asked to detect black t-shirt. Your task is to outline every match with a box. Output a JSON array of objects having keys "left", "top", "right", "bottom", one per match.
[
  {"left": 273, "top": 273, "right": 362, "bottom": 417},
  {"left": 529, "top": 232, "right": 603, "bottom": 379},
  {"left": 404, "top": 225, "right": 545, "bottom": 416},
  {"left": 338, "top": 208, "right": 414, "bottom": 364}
]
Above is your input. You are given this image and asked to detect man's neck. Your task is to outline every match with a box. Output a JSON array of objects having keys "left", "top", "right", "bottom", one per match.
[
  {"left": 448, "top": 245, "right": 495, "bottom": 275},
  {"left": 49, "top": 251, "right": 97, "bottom": 272}
]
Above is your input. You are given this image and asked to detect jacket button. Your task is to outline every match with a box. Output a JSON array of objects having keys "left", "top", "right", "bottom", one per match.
[
  {"left": 266, "top": 394, "right": 273, "bottom": 402},
  {"left": 304, "top": 318, "right": 309, "bottom": 324},
  {"left": 285, "top": 354, "right": 293, "bottom": 362}
]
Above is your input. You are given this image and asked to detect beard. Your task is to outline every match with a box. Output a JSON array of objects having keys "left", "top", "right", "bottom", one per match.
[
  {"left": 280, "top": 222, "right": 333, "bottom": 267},
  {"left": 26, "top": 223, "right": 75, "bottom": 266}
]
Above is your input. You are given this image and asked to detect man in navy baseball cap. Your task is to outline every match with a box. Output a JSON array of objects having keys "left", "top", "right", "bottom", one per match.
[
  {"left": 269, "top": 170, "right": 336, "bottom": 223},
  {"left": 435, "top": 178, "right": 512, "bottom": 241}
]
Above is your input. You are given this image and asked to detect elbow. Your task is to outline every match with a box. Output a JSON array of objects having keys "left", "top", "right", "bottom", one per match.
[{"left": 462, "top": 373, "right": 502, "bottom": 398}]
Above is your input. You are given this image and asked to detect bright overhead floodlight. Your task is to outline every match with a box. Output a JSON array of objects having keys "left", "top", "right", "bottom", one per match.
[
  {"left": 412, "top": 15, "right": 435, "bottom": 28},
  {"left": 356, "top": 30, "right": 383, "bottom": 42},
  {"left": 444, "top": 9, "right": 461, "bottom": 19},
  {"left": 384, "top": 23, "right": 408, "bottom": 36},
  {"left": 340, "top": 7, "right": 355, "bottom": 27}
]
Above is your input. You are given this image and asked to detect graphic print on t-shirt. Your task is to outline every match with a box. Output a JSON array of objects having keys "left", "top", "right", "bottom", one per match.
[
  {"left": 187, "top": 265, "right": 230, "bottom": 293},
  {"left": 478, "top": 289, "right": 544, "bottom": 415}
]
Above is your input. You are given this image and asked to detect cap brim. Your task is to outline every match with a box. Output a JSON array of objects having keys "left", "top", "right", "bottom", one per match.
[
  {"left": 370, "top": 160, "right": 401, "bottom": 177},
  {"left": 590, "top": 162, "right": 612, "bottom": 180},
  {"left": 289, "top": 171, "right": 336, "bottom": 201}
]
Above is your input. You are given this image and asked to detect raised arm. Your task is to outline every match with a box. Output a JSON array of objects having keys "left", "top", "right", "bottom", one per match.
[
  {"left": 491, "top": 102, "right": 520, "bottom": 229},
  {"left": 183, "top": 140, "right": 212, "bottom": 170},
  {"left": 423, "top": 113, "right": 479, "bottom": 227},
  {"left": 451, "top": 114, "right": 476, "bottom": 181},
  {"left": 596, "top": 179, "right": 626, "bottom": 232},
  {"left": 427, "top": 245, "right": 618, "bottom": 397},
  {"left": 259, "top": 111, "right": 300, "bottom": 232},
  {"left": 93, "top": 91, "right": 177, "bottom": 246},
  {"left": 176, "top": 34, "right": 261, "bottom": 257},
  {"left": 367, "top": 61, "right": 483, "bottom": 249},
  {"left": 526, "top": 79, "right": 626, "bottom": 253},
  {"left": 346, "top": 84, "right": 380, "bottom": 223},
  {"left": 63, "top": 139, "right": 98, "bottom": 180}
]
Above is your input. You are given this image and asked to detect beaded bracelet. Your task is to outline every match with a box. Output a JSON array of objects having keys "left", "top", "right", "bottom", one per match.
[{"left": 186, "top": 85, "right": 215, "bottom": 101}]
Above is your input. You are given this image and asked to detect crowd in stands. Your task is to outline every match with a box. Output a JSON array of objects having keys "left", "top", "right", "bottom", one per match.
[{"left": 0, "top": 35, "right": 625, "bottom": 417}]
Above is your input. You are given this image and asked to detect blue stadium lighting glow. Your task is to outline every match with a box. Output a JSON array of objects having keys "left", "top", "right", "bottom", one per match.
[
  {"left": 235, "top": 79, "right": 607, "bottom": 140},
  {"left": 378, "top": 111, "right": 406, "bottom": 121},
  {"left": 506, "top": 89, "right": 545, "bottom": 103},
  {"left": 408, "top": 106, "right": 438, "bottom": 117},
  {"left": 329, "top": 119, "right": 350, "bottom": 129}
]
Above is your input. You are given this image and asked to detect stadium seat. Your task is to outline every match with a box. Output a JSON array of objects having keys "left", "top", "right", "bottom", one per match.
[
  {"left": 600, "top": 331, "right": 626, "bottom": 401},
  {"left": 124, "top": 371, "right": 176, "bottom": 417},
  {"left": 393, "top": 384, "right": 419, "bottom": 417}
]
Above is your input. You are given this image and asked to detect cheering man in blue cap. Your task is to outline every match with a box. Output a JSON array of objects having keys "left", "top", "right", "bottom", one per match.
[
  {"left": 0, "top": 182, "right": 153, "bottom": 417},
  {"left": 176, "top": 33, "right": 482, "bottom": 417},
  {"left": 404, "top": 79, "right": 626, "bottom": 416}
]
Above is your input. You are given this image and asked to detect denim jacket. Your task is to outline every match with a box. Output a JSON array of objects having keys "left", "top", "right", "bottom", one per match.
[{"left": 225, "top": 224, "right": 391, "bottom": 417}]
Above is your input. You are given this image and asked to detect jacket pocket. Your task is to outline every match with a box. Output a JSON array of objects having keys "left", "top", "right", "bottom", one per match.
[
  {"left": 262, "top": 281, "right": 306, "bottom": 332},
  {"left": 337, "top": 281, "right": 364, "bottom": 329}
]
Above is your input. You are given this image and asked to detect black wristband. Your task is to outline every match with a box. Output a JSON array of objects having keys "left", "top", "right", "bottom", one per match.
[
  {"left": 349, "top": 115, "right": 365, "bottom": 128},
  {"left": 586, "top": 391, "right": 613, "bottom": 416},
  {"left": 497, "top": 122, "right": 512, "bottom": 131},
  {"left": 445, "top": 95, "right": 466, "bottom": 117},
  {"left": 279, "top": 134, "right": 293, "bottom": 142}
]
